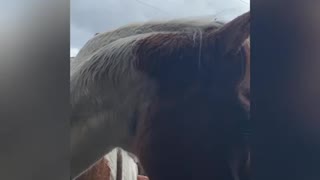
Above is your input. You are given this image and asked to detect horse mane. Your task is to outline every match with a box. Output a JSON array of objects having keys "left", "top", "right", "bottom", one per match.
[{"left": 70, "top": 13, "right": 250, "bottom": 180}]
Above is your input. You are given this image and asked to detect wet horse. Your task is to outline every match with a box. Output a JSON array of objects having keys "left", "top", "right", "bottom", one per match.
[{"left": 70, "top": 12, "right": 250, "bottom": 180}]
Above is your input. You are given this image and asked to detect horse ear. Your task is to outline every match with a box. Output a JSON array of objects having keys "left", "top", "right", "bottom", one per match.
[
  {"left": 214, "top": 12, "right": 250, "bottom": 55},
  {"left": 135, "top": 33, "right": 200, "bottom": 86}
]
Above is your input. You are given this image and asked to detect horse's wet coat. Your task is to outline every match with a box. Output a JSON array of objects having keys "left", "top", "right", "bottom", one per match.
[{"left": 71, "top": 12, "right": 250, "bottom": 180}]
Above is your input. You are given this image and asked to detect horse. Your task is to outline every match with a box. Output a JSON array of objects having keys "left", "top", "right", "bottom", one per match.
[{"left": 70, "top": 11, "right": 250, "bottom": 180}]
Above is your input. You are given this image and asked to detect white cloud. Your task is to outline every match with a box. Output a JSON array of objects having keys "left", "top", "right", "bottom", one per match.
[
  {"left": 71, "top": 0, "right": 250, "bottom": 51},
  {"left": 70, "top": 48, "right": 79, "bottom": 57}
]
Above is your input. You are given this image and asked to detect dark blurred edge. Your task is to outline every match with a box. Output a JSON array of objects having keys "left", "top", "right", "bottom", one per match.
[
  {"left": 0, "top": 0, "right": 69, "bottom": 180},
  {"left": 252, "top": 0, "right": 320, "bottom": 180}
]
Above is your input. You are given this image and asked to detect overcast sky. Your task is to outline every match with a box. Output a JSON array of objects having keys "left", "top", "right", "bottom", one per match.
[{"left": 70, "top": 0, "right": 249, "bottom": 57}]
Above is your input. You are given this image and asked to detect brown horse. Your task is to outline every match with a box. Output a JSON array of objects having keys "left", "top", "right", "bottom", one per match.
[{"left": 70, "top": 12, "right": 250, "bottom": 180}]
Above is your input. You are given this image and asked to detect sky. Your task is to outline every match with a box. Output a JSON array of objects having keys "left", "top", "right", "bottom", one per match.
[{"left": 70, "top": 0, "right": 249, "bottom": 57}]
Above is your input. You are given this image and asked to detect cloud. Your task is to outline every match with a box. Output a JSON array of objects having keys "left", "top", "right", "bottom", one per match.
[
  {"left": 70, "top": 48, "right": 80, "bottom": 57},
  {"left": 71, "top": 0, "right": 249, "bottom": 56}
]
